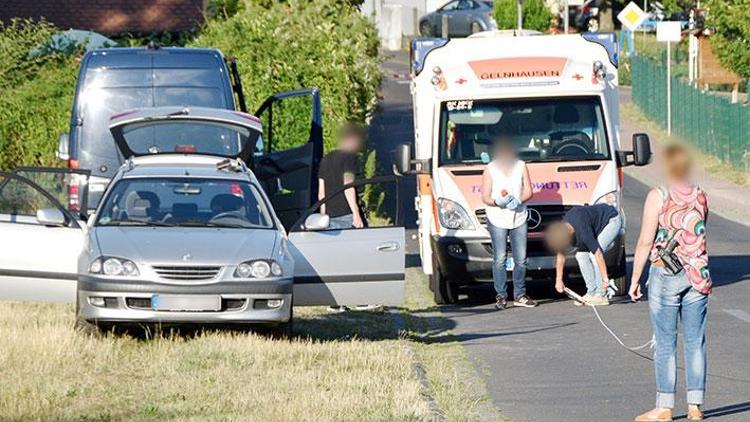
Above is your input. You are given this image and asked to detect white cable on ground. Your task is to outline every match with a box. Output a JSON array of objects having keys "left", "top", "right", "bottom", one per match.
[{"left": 590, "top": 305, "right": 655, "bottom": 351}]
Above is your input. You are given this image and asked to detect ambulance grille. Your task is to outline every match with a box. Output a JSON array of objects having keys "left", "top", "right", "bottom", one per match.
[
  {"left": 152, "top": 265, "right": 221, "bottom": 281},
  {"left": 476, "top": 205, "right": 573, "bottom": 232}
]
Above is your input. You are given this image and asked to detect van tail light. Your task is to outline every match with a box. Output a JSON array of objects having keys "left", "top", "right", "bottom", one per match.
[
  {"left": 68, "top": 159, "right": 79, "bottom": 169},
  {"left": 175, "top": 145, "right": 196, "bottom": 153},
  {"left": 68, "top": 183, "right": 81, "bottom": 213},
  {"left": 617, "top": 167, "right": 623, "bottom": 187}
]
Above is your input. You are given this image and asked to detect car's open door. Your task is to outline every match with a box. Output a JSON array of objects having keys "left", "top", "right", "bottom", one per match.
[
  {"left": 254, "top": 88, "right": 323, "bottom": 230},
  {"left": 0, "top": 168, "right": 90, "bottom": 303},
  {"left": 287, "top": 177, "right": 405, "bottom": 306}
]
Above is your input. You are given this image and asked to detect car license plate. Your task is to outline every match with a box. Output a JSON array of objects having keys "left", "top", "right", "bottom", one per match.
[{"left": 151, "top": 295, "right": 221, "bottom": 311}]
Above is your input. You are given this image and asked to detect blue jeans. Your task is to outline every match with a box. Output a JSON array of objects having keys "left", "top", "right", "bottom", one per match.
[
  {"left": 487, "top": 222, "right": 527, "bottom": 300},
  {"left": 575, "top": 214, "right": 622, "bottom": 296},
  {"left": 328, "top": 214, "right": 353, "bottom": 229},
  {"left": 648, "top": 265, "right": 708, "bottom": 409}
]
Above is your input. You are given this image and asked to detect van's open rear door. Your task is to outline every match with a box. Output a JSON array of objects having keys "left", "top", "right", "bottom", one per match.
[{"left": 254, "top": 88, "right": 323, "bottom": 230}]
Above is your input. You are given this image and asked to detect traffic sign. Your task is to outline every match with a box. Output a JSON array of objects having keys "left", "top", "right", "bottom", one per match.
[
  {"left": 656, "top": 21, "right": 682, "bottom": 42},
  {"left": 617, "top": 2, "right": 648, "bottom": 32}
]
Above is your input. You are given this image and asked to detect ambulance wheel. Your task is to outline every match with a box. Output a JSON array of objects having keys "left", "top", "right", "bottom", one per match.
[
  {"left": 431, "top": 254, "right": 459, "bottom": 304},
  {"left": 612, "top": 275, "right": 628, "bottom": 297},
  {"left": 420, "top": 21, "right": 432, "bottom": 37}
]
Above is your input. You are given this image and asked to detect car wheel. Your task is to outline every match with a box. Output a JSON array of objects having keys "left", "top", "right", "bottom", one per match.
[
  {"left": 431, "top": 253, "right": 459, "bottom": 304},
  {"left": 420, "top": 21, "right": 432, "bottom": 37},
  {"left": 471, "top": 22, "right": 482, "bottom": 34}
]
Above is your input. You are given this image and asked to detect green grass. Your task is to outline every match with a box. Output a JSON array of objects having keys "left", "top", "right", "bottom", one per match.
[{"left": 0, "top": 271, "right": 501, "bottom": 421}]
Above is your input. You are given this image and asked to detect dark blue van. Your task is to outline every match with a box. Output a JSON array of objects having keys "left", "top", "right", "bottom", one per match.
[{"left": 58, "top": 46, "right": 322, "bottom": 227}]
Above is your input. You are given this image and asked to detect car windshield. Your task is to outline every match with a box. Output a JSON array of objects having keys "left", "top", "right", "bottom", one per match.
[
  {"left": 439, "top": 97, "right": 610, "bottom": 164},
  {"left": 117, "top": 120, "right": 258, "bottom": 158},
  {"left": 96, "top": 178, "right": 274, "bottom": 229}
]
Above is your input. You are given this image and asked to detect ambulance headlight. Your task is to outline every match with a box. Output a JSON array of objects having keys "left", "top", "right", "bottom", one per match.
[
  {"left": 595, "top": 191, "right": 619, "bottom": 209},
  {"left": 437, "top": 198, "right": 475, "bottom": 230},
  {"left": 593, "top": 60, "right": 606, "bottom": 79}
]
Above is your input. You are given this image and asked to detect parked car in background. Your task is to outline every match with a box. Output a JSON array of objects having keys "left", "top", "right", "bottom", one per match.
[{"left": 420, "top": 0, "right": 496, "bottom": 38}]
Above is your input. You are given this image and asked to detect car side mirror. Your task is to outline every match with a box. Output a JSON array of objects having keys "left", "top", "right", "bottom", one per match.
[
  {"left": 36, "top": 208, "right": 66, "bottom": 227},
  {"left": 304, "top": 213, "right": 330, "bottom": 231},
  {"left": 58, "top": 133, "right": 70, "bottom": 161},
  {"left": 632, "top": 133, "right": 652, "bottom": 166}
]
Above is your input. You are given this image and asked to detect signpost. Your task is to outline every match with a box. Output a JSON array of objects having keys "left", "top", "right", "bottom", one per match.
[
  {"left": 617, "top": 2, "right": 647, "bottom": 57},
  {"left": 656, "top": 21, "right": 682, "bottom": 136}
]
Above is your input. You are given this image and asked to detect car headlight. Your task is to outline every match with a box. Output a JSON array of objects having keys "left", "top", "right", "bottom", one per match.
[
  {"left": 234, "top": 260, "right": 283, "bottom": 278},
  {"left": 437, "top": 198, "right": 475, "bottom": 230},
  {"left": 89, "top": 257, "right": 139, "bottom": 276}
]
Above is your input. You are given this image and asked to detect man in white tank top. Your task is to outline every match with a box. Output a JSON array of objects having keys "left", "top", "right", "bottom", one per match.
[{"left": 481, "top": 140, "right": 537, "bottom": 310}]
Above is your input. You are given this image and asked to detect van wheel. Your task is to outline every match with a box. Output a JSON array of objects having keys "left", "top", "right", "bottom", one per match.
[
  {"left": 431, "top": 254, "right": 459, "bottom": 304},
  {"left": 612, "top": 275, "right": 628, "bottom": 297}
]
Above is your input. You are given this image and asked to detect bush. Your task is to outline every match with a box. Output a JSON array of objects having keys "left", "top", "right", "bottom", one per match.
[
  {"left": 494, "top": 0, "right": 552, "bottom": 32},
  {"left": 0, "top": 20, "right": 79, "bottom": 169},
  {"left": 704, "top": 0, "right": 750, "bottom": 80},
  {"left": 192, "top": 0, "right": 381, "bottom": 152}
]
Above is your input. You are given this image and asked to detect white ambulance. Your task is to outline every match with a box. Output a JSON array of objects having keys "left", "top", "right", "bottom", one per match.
[{"left": 394, "top": 32, "right": 652, "bottom": 303}]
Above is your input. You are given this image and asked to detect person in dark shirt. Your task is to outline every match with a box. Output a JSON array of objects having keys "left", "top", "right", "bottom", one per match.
[
  {"left": 318, "top": 124, "right": 365, "bottom": 229},
  {"left": 544, "top": 203, "right": 622, "bottom": 306}
]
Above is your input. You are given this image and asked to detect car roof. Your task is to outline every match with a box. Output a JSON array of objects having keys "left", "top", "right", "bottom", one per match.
[{"left": 119, "top": 155, "right": 259, "bottom": 183}]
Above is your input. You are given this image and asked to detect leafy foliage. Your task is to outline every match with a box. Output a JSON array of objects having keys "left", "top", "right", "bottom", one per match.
[
  {"left": 704, "top": 0, "right": 750, "bottom": 79},
  {"left": 192, "top": 0, "right": 381, "bottom": 153},
  {"left": 493, "top": 0, "right": 552, "bottom": 32},
  {"left": 0, "top": 20, "right": 79, "bottom": 169}
]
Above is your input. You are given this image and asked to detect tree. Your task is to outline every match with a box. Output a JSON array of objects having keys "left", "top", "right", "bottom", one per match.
[
  {"left": 494, "top": 0, "right": 553, "bottom": 32},
  {"left": 705, "top": 0, "right": 750, "bottom": 79}
]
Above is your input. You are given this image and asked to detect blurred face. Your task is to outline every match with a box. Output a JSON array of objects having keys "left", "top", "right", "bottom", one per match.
[
  {"left": 662, "top": 145, "right": 692, "bottom": 183},
  {"left": 340, "top": 133, "right": 362, "bottom": 153},
  {"left": 493, "top": 140, "right": 517, "bottom": 165}
]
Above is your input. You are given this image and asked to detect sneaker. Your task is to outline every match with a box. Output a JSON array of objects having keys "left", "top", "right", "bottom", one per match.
[
  {"left": 574, "top": 293, "right": 593, "bottom": 307},
  {"left": 513, "top": 295, "right": 538, "bottom": 308},
  {"left": 585, "top": 295, "right": 610, "bottom": 306},
  {"left": 495, "top": 295, "right": 508, "bottom": 310}
]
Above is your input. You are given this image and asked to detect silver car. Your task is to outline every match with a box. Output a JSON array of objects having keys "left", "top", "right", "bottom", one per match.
[
  {"left": 0, "top": 107, "right": 405, "bottom": 333},
  {"left": 420, "top": 0, "right": 496, "bottom": 38}
]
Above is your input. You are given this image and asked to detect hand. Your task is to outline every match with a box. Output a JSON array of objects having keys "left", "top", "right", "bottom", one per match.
[
  {"left": 494, "top": 195, "right": 510, "bottom": 208},
  {"left": 352, "top": 214, "right": 364, "bottom": 229},
  {"left": 506, "top": 195, "right": 521, "bottom": 211},
  {"left": 555, "top": 279, "right": 565, "bottom": 294},
  {"left": 629, "top": 282, "right": 642, "bottom": 302}
]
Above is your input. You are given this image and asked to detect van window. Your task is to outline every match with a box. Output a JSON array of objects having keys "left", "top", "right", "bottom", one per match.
[
  {"left": 78, "top": 67, "right": 227, "bottom": 161},
  {"left": 439, "top": 97, "right": 610, "bottom": 164}
]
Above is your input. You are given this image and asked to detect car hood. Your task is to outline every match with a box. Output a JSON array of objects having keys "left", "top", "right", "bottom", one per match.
[{"left": 93, "top": 227, "right": 279, "bottom": 265}]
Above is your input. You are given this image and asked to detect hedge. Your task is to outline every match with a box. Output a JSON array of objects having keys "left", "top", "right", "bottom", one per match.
[
  {"left": 191, "top": 0, "right": 381, "bottom": 152},
  {"left": 493, "top": 0, "right": 551, "bottom": 33},
  {"left": 0, "top": 20, "right": 79, "bottom": 169},
  {"left": 704, "top": 0, "right": 750, "bottom": 80}
]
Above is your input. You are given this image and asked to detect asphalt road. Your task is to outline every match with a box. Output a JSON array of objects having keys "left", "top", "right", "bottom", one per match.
[{"left": 371, "top": 52, "right": 750, "bottom": 422}]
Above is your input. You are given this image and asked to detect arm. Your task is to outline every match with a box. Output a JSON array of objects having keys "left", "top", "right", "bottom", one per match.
[
  {"left": 318, "top": 178, "right": 326, "bottom": 214},
  {"left": 629, "top": 189, "right": 662, "bottom": 300},
  {"left": 343, "top": 171, "right": 364, "bottom": 228},
  {"left": 481, "top": 167, "right": 496, "bottom": 207},
  {"left": 520, "top": 164, "right": 533, "bottom": 203},
  {"left": 554, "top": 253, "right": 566, "bottom": 293}
]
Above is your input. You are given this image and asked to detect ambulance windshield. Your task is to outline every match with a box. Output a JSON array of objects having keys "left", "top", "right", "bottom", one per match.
[{"left": 439, "top": 97, "right": 610, "bottom": 164}]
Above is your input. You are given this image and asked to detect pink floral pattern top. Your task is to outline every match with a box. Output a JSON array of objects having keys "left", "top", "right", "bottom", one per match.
[{"left": 649, "top": 183, "right": 711, "bottom": 294}]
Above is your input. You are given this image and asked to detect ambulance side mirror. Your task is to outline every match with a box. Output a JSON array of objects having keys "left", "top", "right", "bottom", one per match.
[
  {"left": 393, "top": 143, "right": 431, "bottom": 175},
  {"left": 394, "top": 144, "right": 411, "bottom": 175},
  {"left": 632, "top": 133, "right": 652, "bottom": 167}
]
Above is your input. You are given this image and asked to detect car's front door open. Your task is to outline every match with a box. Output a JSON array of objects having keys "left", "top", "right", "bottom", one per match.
[
  {"left": 287, "top": 177, "right": 405, "bottom": 306},
  {"left": 0, "top": 168, "right": 90, "bottom": 303},
  {"left": 254, "top": 88, "right": 323, "bottom": 230}
]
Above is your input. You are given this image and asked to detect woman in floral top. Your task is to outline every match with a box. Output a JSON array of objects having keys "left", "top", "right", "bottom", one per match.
[{"left": 629, "top": 144, "right": 710, "bottom": 422}]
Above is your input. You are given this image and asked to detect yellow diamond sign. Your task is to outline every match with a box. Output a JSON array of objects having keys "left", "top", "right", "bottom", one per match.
[{"left": 617, "top": 2, "right": 647, "bottom": 32}]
